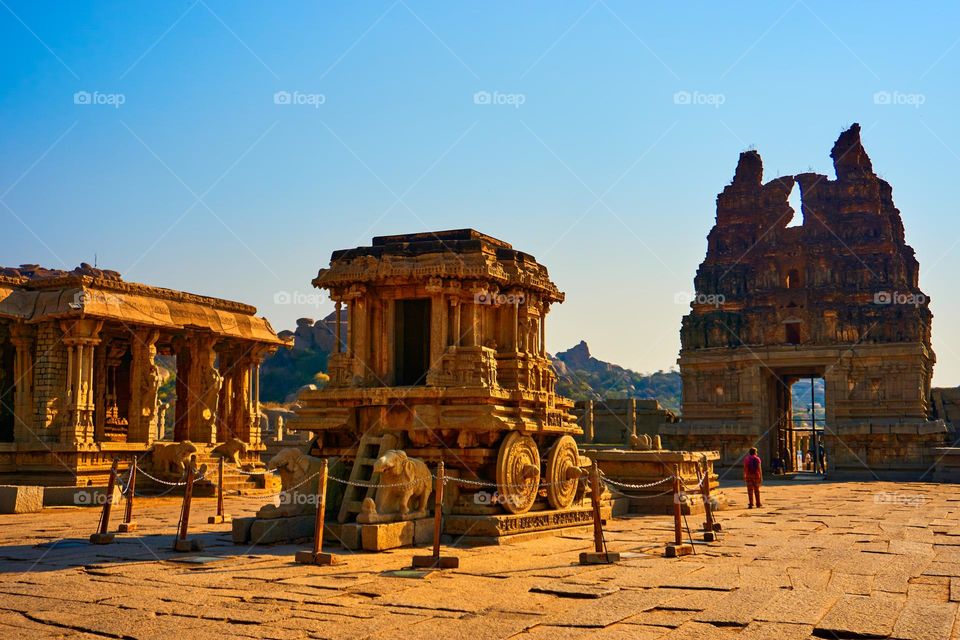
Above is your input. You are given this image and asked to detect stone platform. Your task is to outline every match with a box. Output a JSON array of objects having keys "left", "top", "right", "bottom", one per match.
[
  {"left": 444, "top": 503, "right": 609, "bottom": 544},
  {"left": 584, "top": 449, "right": 730, "bottom": 515}
]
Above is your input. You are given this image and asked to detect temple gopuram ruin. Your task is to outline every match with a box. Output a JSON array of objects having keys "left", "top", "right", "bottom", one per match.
[
  {"left": 664, "top": 124, "right": 946, "bottom": 476},
  {"left": 0, "top": 263, "right": 283, "bottom": 486},
  {"left": 286, "top": 230, "right": 595, "bottom": 547}
]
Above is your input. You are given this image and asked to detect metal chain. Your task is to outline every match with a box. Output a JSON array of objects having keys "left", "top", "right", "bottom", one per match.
[
  {"left": 598, "top": 473, "right": 675, "bottom": 490},
  {"left": 258, "top": 471, "right": 322, "bottom": 498},
  {"left": 680, "top": 472, "right": 708, "bottom": 490},
  {"left": 228, "top": 462, "right": 278, "bottom": 476},
  {"left": 137, "top": 467, "right": 207, "bottom": 486},
  {"left": 447, "top": 475, "right": 579, "bottom": 490},
  {"left": 605, "top": 486, "right": 677, "bottom": 500},
  {"left": 327, "top": 475, "right": 427, "bottom": 490}
]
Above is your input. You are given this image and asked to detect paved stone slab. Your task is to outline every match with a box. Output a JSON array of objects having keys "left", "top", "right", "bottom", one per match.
[
  {"left": 891, "top": 599, "right": 957, "bottom": 640},
  {"left": 693, "top": 586, "right": 780, "bottom": 626},
  {"left": 756, "top": 587, "right": 840, "bottom": 625},
  {"left": 815, "top": 592, "right": 906, "bottom": 638}
]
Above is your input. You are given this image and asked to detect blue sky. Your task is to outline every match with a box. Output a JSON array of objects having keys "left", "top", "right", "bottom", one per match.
[{"left": 2, "top": 1, "right": 959, "bottom": 385}]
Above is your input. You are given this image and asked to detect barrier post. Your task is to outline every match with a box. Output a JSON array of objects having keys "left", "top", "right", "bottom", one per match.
[
  {"left": 90, "top": 458, "right": 120, "bottom": 544},
  {"left": 173, "top": 462, "right": 203, "bottom": 552},
  {"left": 413, "top": 461, "right": 459, "bottom": 569},
  {"left": 699, "top": 457, "right": 720, "bottom": 541},
  {"left": 118, "top": 460, "right": 138, "bottom": 533},
  {"left": 208, "top": 457, "right": 232, "bottom": 524},
  {"left": 579, "top": 462, "right": 620, "bottom": 564},
  {"left": 296, "top": 458, "right": 337, "bottom": 565},
  {"left": 665, "top": 464, "right": 693, "bottom": 557}
]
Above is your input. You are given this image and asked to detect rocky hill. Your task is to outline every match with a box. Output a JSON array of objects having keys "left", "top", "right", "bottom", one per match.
[{"left": 550, "top": 341, "right": 681, "bottom": 412}]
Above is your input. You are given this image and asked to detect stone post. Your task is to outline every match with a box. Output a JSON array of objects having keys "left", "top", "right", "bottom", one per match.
[
  {"left": 60, "top": 319, "right": 103, "bottom": 444},
  {"left": 128, "top": 329, "right": 160, "bottom": 443},
  {"left": 9, "top": 324, "right": 35, "bottom": 443}
]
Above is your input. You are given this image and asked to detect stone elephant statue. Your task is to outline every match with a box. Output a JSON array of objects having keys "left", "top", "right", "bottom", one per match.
[
  {"left": 358, "top": 449, "right": 432, "bottom": 524},
  {"left": 148, "top": 441, "right": 198, "bottom": 476},
  {"left": 256, "top": 447, "right": 325, "bottom": 519},
  {"left": 211, "top": 438, "right": 248, "bottom": 467}
]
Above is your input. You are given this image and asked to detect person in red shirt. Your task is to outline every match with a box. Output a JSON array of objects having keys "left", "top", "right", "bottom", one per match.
[{"left": 743, "top": 447, "right": 763, "bottom": 508}]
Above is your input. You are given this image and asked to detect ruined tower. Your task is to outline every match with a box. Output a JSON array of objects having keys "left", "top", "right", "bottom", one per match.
[{"left": 664, "top": 124, "right": 945, "bottom": 475}]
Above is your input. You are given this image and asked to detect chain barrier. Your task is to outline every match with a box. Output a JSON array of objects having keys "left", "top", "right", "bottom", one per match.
[
  {"left": 327, "top": 475, "right": 426, "bottom": 490},
  {"left": 679, "top": 471, "right": 708, "bottom": 491},
  {"left": 605, "top": 485, "right": 677, "bottom": 500},
  {"left": 597, "top": 473, "right": 675, "bottom": 490},
  {"left": 227, "top": 461, "right": 279, "bottom": 477},
  {"left": 258, "top": 471, "right": 323, "bottom": 498},
  {"left": 137, "top": 467, "right": 207, "bottom": 487}
]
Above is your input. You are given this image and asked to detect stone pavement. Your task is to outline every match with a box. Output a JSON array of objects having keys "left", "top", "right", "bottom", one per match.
[{"left": 1, "top": 478, "right": 959, "bottom": 639}]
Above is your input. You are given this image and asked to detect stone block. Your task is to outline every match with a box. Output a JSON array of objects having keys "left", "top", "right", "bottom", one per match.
[
  {"left": 890, "top": 424, "right": 918, "bottom": 435},
  {"left": 43, "top": 485, "right": 121, "bottom": 507},
  {"left": 413, "top": 517, "right": 435, "bottom": 546},
  {"left": 0, "top": 485, "right": 43, "bottom": 513},
  {"left": 232, "top": 517, "right": 255, "bottom": 544},
  {"left": 324, "top": 523, "right": 361, "bottom": 549},
  {"left": 919, "top": 422, "right": 948, "bottom": 435},
  {"left": 249, "top": 515, "right": 315, "bottom": 545},
  {"left": 361, "top": 520, "right": 414, "bottom": 551}
]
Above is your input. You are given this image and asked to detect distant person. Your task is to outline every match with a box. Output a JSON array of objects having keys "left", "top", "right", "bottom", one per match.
[
  {"left": 804, "top": 450, "right": 813, "bottom": 471},
  {"left": 743, "top": 447, "right": 763, "bottom": 508},
  {"left": 771, "top": 457, "right": 784, "bottom": 475}
]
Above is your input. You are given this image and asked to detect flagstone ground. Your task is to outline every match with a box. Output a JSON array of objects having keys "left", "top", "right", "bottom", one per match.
[{"left": 0, "top": 478, "right": 958, "bottom": 639}]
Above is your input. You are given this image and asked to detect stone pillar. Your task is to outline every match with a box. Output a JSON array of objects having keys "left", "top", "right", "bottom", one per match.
[
  {"left": 334, "top": 301, "right": 342, "bottom": 354},
  {"left": 345, "top": 289, "right": 367, "bottom": 383},
  {"left": 250, "top": 355, "right": 263, "bottom": 445},
  {"left": 227, "top": 350, "right": 249, "bottom": 442},
  {"left": 584, "top": 399, "right": 595, "bottom": 443},
  {"left": 512, "top": 297, "right": 520, "bottom": 352},
  {"left": 539, "top": 313, "right": 546, "bottom": 357},
  {"left": 60, "top": 319, "right": 103, "bottom": 444},
  {"left": 451, "top": 298, "right": 461, "bottom": 347},
  {"left": 9, "top": 324, "right": 35, "bottom": 444},
  {"left": 128, "top": 329, "right": 160, "bottom": 443},
  {"left": 429, "top": 293, "right": 445, "bottom": 368},
  {"left": 185, "top": 333, "right": 220, "bottom": 444},
  {"left": 173, "top": 341, "right": 191, "bottom": 442},
  {"left": 628, "top": 398, "right": 637, "bottom": 438}
]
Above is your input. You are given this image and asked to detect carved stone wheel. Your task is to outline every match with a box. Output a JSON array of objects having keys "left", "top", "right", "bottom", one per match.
[
  {"left": 545, "top": 435, "right": 581, "bottom": 510},
  {"left": 496, "top": 432, "right": 541, "bottom": 514}
]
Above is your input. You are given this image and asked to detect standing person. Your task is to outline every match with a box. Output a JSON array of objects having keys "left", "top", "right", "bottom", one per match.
[{"left": 743, "top": 447, "right": 763, "bottom": 508}]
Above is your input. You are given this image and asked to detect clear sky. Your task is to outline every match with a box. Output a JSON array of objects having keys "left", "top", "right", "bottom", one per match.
[{"left": 2, "top": 1, "right": 959, "bottom": 386}]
